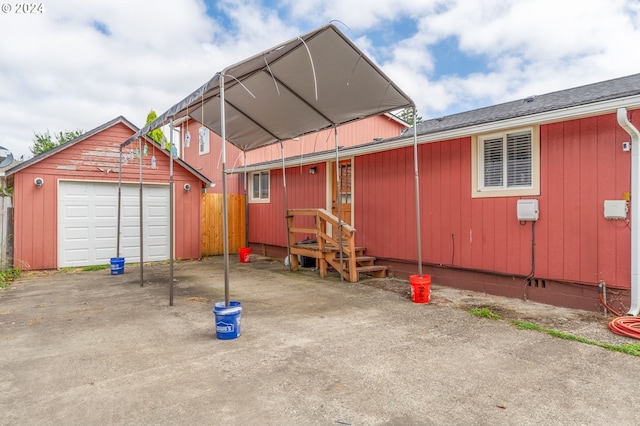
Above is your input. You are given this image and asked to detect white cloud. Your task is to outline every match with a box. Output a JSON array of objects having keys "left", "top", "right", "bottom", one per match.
[{"left": 0, "top": 0, "right": 639, "bottom": 161}]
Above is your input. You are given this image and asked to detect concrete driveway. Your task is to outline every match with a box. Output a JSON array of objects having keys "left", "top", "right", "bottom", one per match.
[{"left": 1, "top": 256, "right": 639, "bottom": 425}]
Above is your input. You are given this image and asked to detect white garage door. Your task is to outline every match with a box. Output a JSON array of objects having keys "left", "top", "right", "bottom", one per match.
[{"left": 58, "top": 181, "right": 170, "bottom": 267}]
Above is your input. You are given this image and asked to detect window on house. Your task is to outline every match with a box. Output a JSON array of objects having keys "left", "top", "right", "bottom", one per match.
[
  {"left": 250, "top": 171, "right": 270, "bottom": 203},
  {"left": 473, "top": 127, "right": 540, "bottom": 198},
  {"left": 198, "top": 126, "right": 210, "bottom": 155}
]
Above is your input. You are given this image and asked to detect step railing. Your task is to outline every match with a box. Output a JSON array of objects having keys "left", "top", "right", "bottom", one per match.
[{"left": 287, "top": 208, "right": 358, "bottom": 282}]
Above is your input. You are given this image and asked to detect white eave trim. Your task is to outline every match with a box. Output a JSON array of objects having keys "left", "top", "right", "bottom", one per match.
[{"left": 230, "top": 94, "right": 640, "bottom": 174}]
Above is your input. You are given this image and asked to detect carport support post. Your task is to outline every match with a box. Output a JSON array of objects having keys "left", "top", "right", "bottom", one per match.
[
  {"left": 139, "top": 138, "right": 144, "bottom": 287},
  {"left": 220, "top": 74, "right": 230, "bottom": 307},
  {"left": 282, "top": 142, "right": 291, "bottom": 271},
  {"left": 243, "top": 151, "right": 248, "bottom": 248},
  {"left": 412, "top": 106, "right": 423, "bottom": 276},
  {"left": 169, "top": 121, "right": 175, "bottom": 306},
  {"left": 334, "top": 126, "right": 344, "bottom": 281},
  {"left": 117, "top": 146, "right": 122, "bottom": 257}
]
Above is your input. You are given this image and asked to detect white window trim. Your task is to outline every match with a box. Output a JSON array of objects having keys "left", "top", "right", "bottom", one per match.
[
  {"left": 471, "top": 126, "right": 540, "bottom": 198},
  {"left": 249, "top": 171, "right": 270, "bottom": 203},
  {"left": 198, "top": 126, "right": 210, "bottom": 156}
]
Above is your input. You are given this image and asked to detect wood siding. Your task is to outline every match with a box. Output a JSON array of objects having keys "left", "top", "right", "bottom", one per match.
[
  {"left": 354, "top": 112, "right": 632, "bottom": 289},
  {"left": 244, "top": 115, "right": 405, "bottom": 166},
  {"left": 179, "top": 120, "right": 244, "bottom": 194},
  {"left": 248, "top": 110, "right": 637, "bottom": 291},
  {"left": 12, "top": 121, "right": 203, "bottom": 269},
  {"left": 248, "top": 163, "right": 326, "bottom": 247}
]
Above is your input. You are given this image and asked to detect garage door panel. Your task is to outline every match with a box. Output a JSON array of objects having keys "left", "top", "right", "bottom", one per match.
[
  {"left": 64, "top": 205, "right": 90, "bottom": 219},
  {"left": 121, "top": 205, "right": 139, "bottom": 218},
  {"left": 64, "top": 226, "right": 89, "bottom": 241},
  {"left": 95, "top": 226, "right": 116, "bottom": 240},
  {"left": 95, "top": 247, "right": 116, "bottom": 259},
  {"left": 93, "top": 184, "right": 116, "bottom": 197},
  {"left": 65, "top": 248, "right": 90, "bottom": 263},
  {"left": 94, "top": 205, "right": 117, "bottom": 218},
  {"left": 59, "top": 182, "right": 170, "bottom": 267}
]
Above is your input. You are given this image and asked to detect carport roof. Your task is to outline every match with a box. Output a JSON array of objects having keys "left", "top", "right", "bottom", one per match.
[{"left": 121, "top": 23, "right": 414, "bottom": 152}]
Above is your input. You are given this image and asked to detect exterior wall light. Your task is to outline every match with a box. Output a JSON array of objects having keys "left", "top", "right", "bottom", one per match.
[
  {"left": 34, "top": 177, "right": 44, "bottom": 188},
  {"left": 184, "top": 183, "right": 191, "bottom": 192}
]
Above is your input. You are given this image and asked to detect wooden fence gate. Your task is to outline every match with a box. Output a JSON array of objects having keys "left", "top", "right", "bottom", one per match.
[{"left": 201, "top": 193, "right": 246, "bottom": 255}]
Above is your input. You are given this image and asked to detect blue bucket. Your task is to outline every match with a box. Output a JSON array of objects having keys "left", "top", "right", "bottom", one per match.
[
  {"left": 213, "top": 301, "right": 242, "bottom": 340},
  {"left": 110, "top": 257, "right": 125, "bottom": 275}
]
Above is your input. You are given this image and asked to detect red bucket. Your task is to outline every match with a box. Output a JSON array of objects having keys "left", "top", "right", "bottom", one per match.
[
  {"left": 239, "top": 247, "right": 251, "bottom": 263},
  {"left": 410, "top": 275, "right": 431, "bottom": 304}
]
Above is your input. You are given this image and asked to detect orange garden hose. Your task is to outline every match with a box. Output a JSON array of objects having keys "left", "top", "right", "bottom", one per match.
[
  {"left": 599, "top": 293, "right": 640, "bottom": 339},
  {"left": 608, "top": 316, "right": 640, "bottom": 339}
]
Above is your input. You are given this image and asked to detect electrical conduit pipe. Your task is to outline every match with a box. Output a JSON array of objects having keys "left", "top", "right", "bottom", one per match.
[{"left": 617, "top": 107, "right": 640, "bottom": 316}]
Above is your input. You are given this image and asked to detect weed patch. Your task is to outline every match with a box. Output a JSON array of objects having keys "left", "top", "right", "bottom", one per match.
[
  {"left": 469, "top": 307, "right": 501, "bottom": 320},
  {"left": 512, "top": 320, "right": 640, "bottom": 357},
  {"left": 0, "top": 268, "right": 20, "bottom": 289}
]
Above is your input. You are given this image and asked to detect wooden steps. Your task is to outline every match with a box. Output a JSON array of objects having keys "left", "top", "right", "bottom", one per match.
[
  {"left": 287, "top": 208, "right": 387, "bottom": 282},
  {"left": 292, "top": 242, "right": 387, "bottom": 281}
]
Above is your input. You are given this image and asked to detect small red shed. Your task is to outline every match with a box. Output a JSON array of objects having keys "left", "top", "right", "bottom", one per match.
[{"left": 5, "top": 116, "right": 210, "bottom": 270}]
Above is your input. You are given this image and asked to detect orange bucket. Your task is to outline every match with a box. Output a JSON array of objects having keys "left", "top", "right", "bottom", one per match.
[
  {"left": 239, "top": 247, "right": 251, "bottom": 263},
  {"left": 410, "top": 274, "right": 431, "bottom": 304}
]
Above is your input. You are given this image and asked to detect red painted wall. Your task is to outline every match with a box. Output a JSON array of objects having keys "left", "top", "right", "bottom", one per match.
[
  {"left": 355, "top": 112, "right": 634, "bottom": 289},
  {"left": 244, "top": 115, "right": 406, "bottom": 165},
  {"left": 248, "top": 163, "right": 326, "bottom": 246},
  {"left": 179, "top": 120, "right": 244, "bottom": 194},
  {"left": 181, "top": 115, "right": 405, "bottom": 195},
  {"left": 249, "top": 110, "right": 637, "bottom": 291},
  {"left": 12, "top": 120, "right": 204, "bottom": 270}
]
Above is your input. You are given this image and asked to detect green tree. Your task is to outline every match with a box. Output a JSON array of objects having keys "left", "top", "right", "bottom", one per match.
[
  {"left": 397, "top": 107, "right": 423, "bottom": 126},
  {"left": 30, "top": 129, "right": 83, "bottom": 156},
  {"left": 145, "top": 110, "right": 167, "bottom": 148}
]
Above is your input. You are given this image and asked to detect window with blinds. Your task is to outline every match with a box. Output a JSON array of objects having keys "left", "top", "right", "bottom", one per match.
[{"left": 479, "top": 130, "right": 532, "bottom": 191}]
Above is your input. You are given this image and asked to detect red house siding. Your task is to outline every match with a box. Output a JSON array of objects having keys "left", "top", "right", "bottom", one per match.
[
  {"left": 536, "top": 114, "right": 631, "bottom": 288},
  {"left": 248, "top": 163, "right": 326, "bottom": 249},
  {"left": 179, "top": 120, "right": 243, "bottom": 194},
  {"left": 181, "top": 116, "right": 404, "bottom": 198},
  {"left": 12, "top": 121, "right": 204, "bottom": 270},
  {"left": 354, "top": 113, "right": 632, "bottom": 290},
  {"left": 244, "top": 115, "right": 405, "bottom": 165},
  {"left": 244, "top": 109, "right": 638, "bottom": 310}
]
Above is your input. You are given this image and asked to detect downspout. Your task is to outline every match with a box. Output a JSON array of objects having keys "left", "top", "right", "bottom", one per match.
[{"left": 617, "top": 107, "right": 640, "bottom": 316}]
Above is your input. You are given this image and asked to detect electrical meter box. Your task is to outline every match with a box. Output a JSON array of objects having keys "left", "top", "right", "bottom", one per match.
[
  {"left": 603, "top": 200, "right": 628, "bottom": 220},
  {"left": 517, "top": 199, "right": 539, "bottom": 221}
]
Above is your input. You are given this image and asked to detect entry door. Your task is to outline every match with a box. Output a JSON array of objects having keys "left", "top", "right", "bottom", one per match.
[{"left": 331, "top": 159, "right": 352, "bottom": 226}]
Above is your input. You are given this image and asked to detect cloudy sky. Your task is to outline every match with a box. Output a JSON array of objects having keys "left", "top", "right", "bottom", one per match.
[{"left": 1, "top": 0, "right": 639, "bottom": 161}]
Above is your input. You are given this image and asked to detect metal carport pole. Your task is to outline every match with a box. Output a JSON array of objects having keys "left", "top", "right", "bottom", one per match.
[
  {"left": 282, "top": 142, "right": 291, "bottom": 271},
  {"left": 138, "top": 138, "right": 144, "bottom": 287},
  {"left": 220, "top": 74, "right": 231, "bottom": 307},
  {"left": 412, "top": 106, "right": 423, "bottom": 276},
  {"left": 169, "top": 120, "right": 175, "bottom": 306},
  {"left": 243, "top": 151, "right": 248, "bottom": 248},
  {"left": 117, "top": 146, "right": 122, "bottom": 258},
  {"left": 334, "top": 126, "right": 344, "bottom": 281}
]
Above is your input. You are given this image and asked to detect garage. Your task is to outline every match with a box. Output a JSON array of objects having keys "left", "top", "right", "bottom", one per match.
[
  {"left": 6, "top": 116, "right": 209, "bottom": 270},
  {"left": 58, "top": 181, "right": 170, "bottom": 267}
]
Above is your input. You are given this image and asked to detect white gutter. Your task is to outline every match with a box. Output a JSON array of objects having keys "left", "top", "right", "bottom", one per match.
[
  {"left": 232, "top": 94, "right": 640, "bottom": 174},
  {"left": 617, "top": 108, "right": 640, "bottom": 316}
]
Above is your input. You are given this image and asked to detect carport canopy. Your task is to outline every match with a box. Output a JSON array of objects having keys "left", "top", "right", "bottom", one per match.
[
  {"left": 120, "top": 23, "right": 420, "bottom": 306},
  {"left": 121, "top": 23, "right": 414, "bottom": 151}
]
